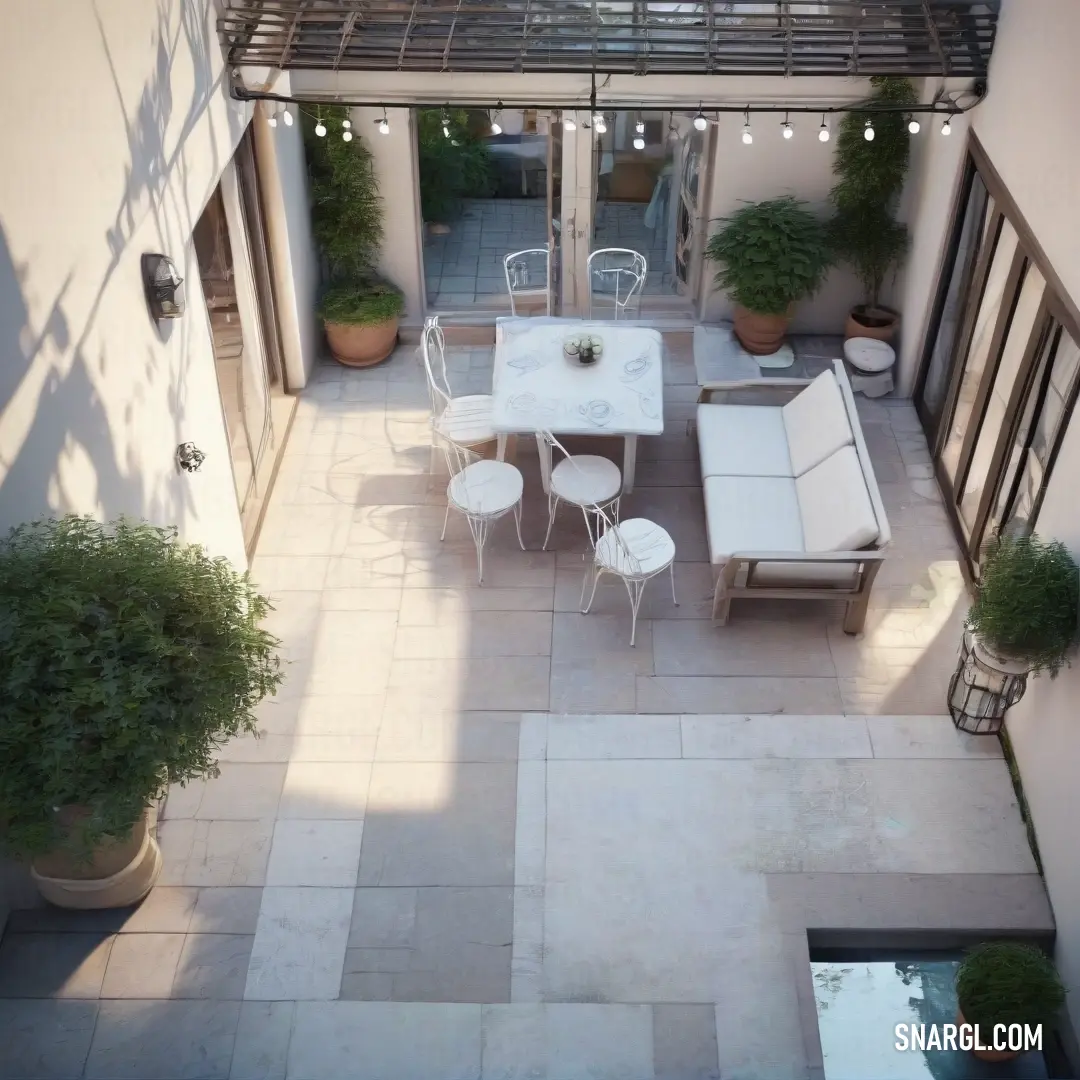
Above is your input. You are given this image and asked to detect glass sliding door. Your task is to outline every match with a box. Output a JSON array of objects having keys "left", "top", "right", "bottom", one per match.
[{"left": 916, "top": 139, "right": 1080, "bottom": 574}]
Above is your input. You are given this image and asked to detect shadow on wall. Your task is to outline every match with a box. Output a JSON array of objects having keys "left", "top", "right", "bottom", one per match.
[{"left": 0, "top": 0, "right": 246, "bottom": 535}]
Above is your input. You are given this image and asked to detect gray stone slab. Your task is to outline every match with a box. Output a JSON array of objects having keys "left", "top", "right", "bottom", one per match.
[
  {"left": 171, "top": 933, "right": 254, "bottom": 999},
  {"left": 359, "top": 763, "right": 517, "bottom": 886},
  {"left": 680, "top": 715, "right": 872, "bottom": 759},
  {"left": 653, "top": 1003, "right": 721, "bottom": 1080},
  {"left": 637, "top": 676, "right": 844, "bottom": 715},
  {"left": 546, "top": 715, "right": 682, "bottom": 760},
  {"left": 866, "top": 715, "right": 1003, "bottom": 758},
  {"left": 0, "top": 932, "right": 113, "bottom": 998},
  {"left": 193, "top": 764, "right": 286, "bottom": 820},
  {"left": 348, "top": 887, "right": 418, "bottom": 949},
  {"left": 339, "top": 972, "right": 395, "bottom": 1000},
  {"left": 375, "top": 713, "right": 521, "bottom": 763},
  {"left": 229, "top": 1001, "right": 294, "bottom": 1080},
  {"left": 85, "top": 999, "right": 241, "bottom": 1079},
  {"left": 189, "top": 887, "right": 264, "bottom": 934},
  {"left": 0, "top": 1000, "right": 99, "bottom": 1079},
  {"left": 119, "top": 886, "right": 199, "bottom": 932},
  {"left": 288, "top": 1001, "right": 482, "bottom": 1080},
  {"left": 100, "top": 932, "right": 185, "bottom": 998}
]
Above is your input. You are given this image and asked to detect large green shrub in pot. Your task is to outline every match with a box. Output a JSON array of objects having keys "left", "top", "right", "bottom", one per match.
[
  {"left": 417, "top": 108, "right": 494, "bottom": 226},
  {"left": 705, "top": 196, "right": 832, "bottom": 354},
  {"left": 827, "top": 76, "right": 917, "bottom": 338},
  {"left": 967, "top": 533, "right": 1079, "bottom": 676},
  {"left": 957, "top": 942, "right": 1065, "bottom": 1031},
  {"left": 0, "top": 516, "right": 283, "bottom": 862},
  {"left": 318, "top": 277, "right": 405, "bottom": 327}
]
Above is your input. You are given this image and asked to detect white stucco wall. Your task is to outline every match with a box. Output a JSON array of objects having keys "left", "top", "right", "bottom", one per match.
[
  {"left": 899, "top": 0, "right": 1080, "bottom": 1036},
  {"left": 0, "top": 0, "right": 251, "bottom": 567}
]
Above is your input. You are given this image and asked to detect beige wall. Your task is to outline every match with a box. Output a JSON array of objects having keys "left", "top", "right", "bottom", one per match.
[{"left": 0, "top": 0, "right": 251, "bottom": 566}]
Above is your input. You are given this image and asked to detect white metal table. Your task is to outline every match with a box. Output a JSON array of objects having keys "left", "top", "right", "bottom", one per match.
[{"left": 492, "top": 317, "right": 665, "bottom": 494}]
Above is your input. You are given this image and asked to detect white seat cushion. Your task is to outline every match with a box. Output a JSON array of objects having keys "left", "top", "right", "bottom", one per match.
[
  {"left": 436, "top": 395, "right": 496, "bottom": 446},
  {"left": 595, "top": 518, "right": 676, "bottom": 577},
  {"left": 448, "top": 459, "right": 523, "bottom": 516},
  {"left": 696, "top": 404, "right": 792, "bottom": 478},
  {"left": 795, "top": 445, "right": 879, "bottom": 552},
  {"left": 551, "top": 455, "right": 621, "bottom": 506},
  {"left": 781, "top": 369, "right": 853, "bottom": 476},
  {"left": 702, "top": 475, "right": 804, "bottom": 566}
]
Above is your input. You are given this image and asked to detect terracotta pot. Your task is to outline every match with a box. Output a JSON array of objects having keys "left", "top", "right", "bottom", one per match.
[
  {"left": 428, "top": 222, "right": 452, "bottom": 237},
  {"left": 733, "top": 305, "right": 791, "bottom": 355},
  {"left": 845, "top": 305, "right": 900, "bottom": 342},
  {"left": 31, "top": 807, "right": 162, "bottom": 910},
  {"left": 325, "top": 317, "right": 399, "bottom": 368},
  {"left": 956, "top": 1008, "right": 1020, "bottom": 1063}
]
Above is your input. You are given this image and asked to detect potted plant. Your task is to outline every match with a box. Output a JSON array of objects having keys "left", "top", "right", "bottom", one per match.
[
  {"left": 0, "top": 517, "right": 283, "bottom": 908},
  {"left": 967, "top": 533, "right": 1079, "bottom": 676},
  {"left": 956, "top": 942, "right": 1065, "bottom": 1062},
  {"left": 827, "top": 76, "right": 917, "bottom": 342},
  {"left": 417, "top": 108, "right": 494, "bottom": 236},
  {"left": 705, "top": 195, "right": 832, "bottom": 355},
  {"left": 305, "top": 106, "right": 404, "bottom": 367}
]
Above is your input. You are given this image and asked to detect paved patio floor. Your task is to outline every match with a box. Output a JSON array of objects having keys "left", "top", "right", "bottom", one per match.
[{"left": 0, "top": 334, "right": 1052, "bottom": 1079}]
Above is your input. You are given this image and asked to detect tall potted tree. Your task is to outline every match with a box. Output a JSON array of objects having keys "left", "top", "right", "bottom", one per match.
[
  {"left": 827, "top": 76, "right": 917, "bottom": 342},
  {"left": 966, "top": 533, "right": 1079, "bottom": 677},
  {"left": 305, "top": 106, "right": 405, "bottom": 367},
  {"left": 0, "top": 517, "right": 283, "bottom": 908},
  {"left": 705, "top": 196, "right": 832, "bottom": 355}
]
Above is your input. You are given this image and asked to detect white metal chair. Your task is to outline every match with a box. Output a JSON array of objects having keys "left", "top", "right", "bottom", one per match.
[
  {"left": 503, "top": 246, "right": 552, "bottom": 316},
  {"left": 538, "top": 431, "right": 622, "bottom": 551},
  {"left": 421, "top": 316, "right": 497, "bottom": 447},
  {"left": 581, "top": 505, "right": 677, "bottom": 646},
  {"left": 587, "top": 247, "right": 647, "bottom": 320},
  {"left": 437, "top": 433, "right": 525, "bottom": 586}
]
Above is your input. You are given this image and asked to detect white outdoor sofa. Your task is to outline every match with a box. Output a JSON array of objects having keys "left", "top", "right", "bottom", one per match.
[{"left": 696, "top": 359, "right": 891, "bottom": 634}]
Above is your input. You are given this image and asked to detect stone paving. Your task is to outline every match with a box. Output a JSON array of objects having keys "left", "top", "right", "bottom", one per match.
[{"left": 0, "top": 334, "right": 1053, "bottom": 1079}]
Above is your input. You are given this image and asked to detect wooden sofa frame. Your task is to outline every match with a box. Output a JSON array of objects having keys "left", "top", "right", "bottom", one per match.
[{"left": 696, "top": 361, "right": 891, "bottom": 636}]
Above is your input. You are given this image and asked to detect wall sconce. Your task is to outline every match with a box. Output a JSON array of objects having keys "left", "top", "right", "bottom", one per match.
[
  {"left": 142, "top": 254, "right": 185, "bottom": 320},
  {"left": 176, "top": 442, "right": 205, "bottom": 473}
]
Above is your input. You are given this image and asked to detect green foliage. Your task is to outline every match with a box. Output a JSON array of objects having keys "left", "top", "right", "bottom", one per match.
[
  {"left": 417, "top": 109, "right": 494, "bottom": 224},
  {"left": 828, "top": 77, "right": 917, "bottom": 308},
  {"left": 705, "top": 196, "right": 832, "bottom": 316},
  {"left": 957, "top": 942, "right": 1066, "bottom": 1029},
  {"left": 318, "top": 276, "right": 405, "bottom": 326},
  {"left": 968, "top": 533, "right": 1079, "bottom": 676},
  {"left": 0, "top": 517, "right": 283, "bottom": 859},
  {"left": 304, "top": 106, "right": 383, "bottom": 278}
]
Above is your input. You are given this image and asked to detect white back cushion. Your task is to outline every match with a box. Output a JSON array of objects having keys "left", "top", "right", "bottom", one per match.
[
  {"left": 781, "top": 369, "right": 854, "bottom": 476},
  {"left": 796, "top": 445, "right": 880, "bottom": 552}
]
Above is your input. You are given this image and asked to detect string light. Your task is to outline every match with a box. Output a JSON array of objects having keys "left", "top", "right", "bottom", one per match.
[
  {"left": 490, "top": 102, "right": 503, "bottom": 136},
  {"left": 441, "top": 108, "right": 451, "bottom": 138},
  {"left": 693, "top": 106, "right": 708, "bottom": 132},
  {"left": 782, "top": 111, "right": 793, "bottom": 139},
  {"left": 741, "top": 108, "right": 752, "bottom": 145},
  {"left": 941, "top": 117, "right": 952, "bottom": 135},
  {"left": 635, "top": 115, "right": 645, "bottom": 134},
  {"left": 594, "top": 113, "right": 607, "bottom": 134},
  {"left": 863, "top": 118, "right": 875, "bottom": 141},
  {"left": 342, "top": 129, "right": 353, "bottom": 142},
  {"left": 282, "top": 107, "right": 293, "bottom": 127},
  {"left": 818, "top": 114, "right": 830, "bottom": 142},
  {"left": 907, "top": 114, "right": 920, "bottom": 134},
  {"left": 314, "top": 108, "right": 327, "bottom": 137},
  {"left": 377, "top": 109, "right": 390, "bottom": 136},
  {"left": 563, "top": 114, "right": 577, "bottom": 131},
  {"left": 266, "top": 105, "right": 278, "bottom": 129}
]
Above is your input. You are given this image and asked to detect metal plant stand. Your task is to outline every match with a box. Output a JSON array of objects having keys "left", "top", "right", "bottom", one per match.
[{"left": 948, "top": 632, "right": 1028, "bottom": 735}]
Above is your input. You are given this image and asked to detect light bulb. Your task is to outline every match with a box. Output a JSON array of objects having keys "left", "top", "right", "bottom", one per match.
[
  {"left": 315, "top": 120, "right": 327, "bottom": 137},
  {"left": 442, "top": 124, "right": 450, "bottom": 138},
  {"left": 267, "top": 110, "right": 278, "bottom": 128},
  {"left": 741, "top": 125, "right": 752, "bottom": 145},
  {"left": 563, "top": 115, "right": 577, "bottom": 131},
  {"left": 863, "top": 120, "right": 875, "bottom": 141},
  {"left": 693, "top": 111, "right": 708, "bottom": 132},
  {"left": 377, "top": 118, "right": 390, "bottom": 135},
  {"left": 282, "top": 108, "right": 293, "bottom": 127},
  {"left": 595, "top": 115, "right": 607, "bottom": 134},
  {"left": 633, "top": 136, "right": 645, "bottom": 150},
  {"left": 941, "top": 118, "right": 952, "bottom": 136},
  {"left": 818, "top": 123, "right": 830, "bottom": 143},
  {"left": 907, "top": 116, "right": 920, "bottom": 134},
  {"left": 782, "top": 121, "right": 793, "bottom": 140},
  {"left": 342, "top": 119, "right": 352, "bottom": 130},
  {"left": 491, "top": 120, "right": 503, "bottom": 135},
  {"left": 342, "top": 130, "right": 353, "bottom": 142}
]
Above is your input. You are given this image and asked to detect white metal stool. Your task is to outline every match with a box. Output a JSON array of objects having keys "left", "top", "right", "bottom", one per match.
[{"left": 843, "top": 336, "right": 896, "bottom": 398}]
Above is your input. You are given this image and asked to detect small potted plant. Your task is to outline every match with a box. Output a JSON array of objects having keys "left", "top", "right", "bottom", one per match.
[
  {"left": 827, "top": 76, "right": 917, "bottom": 342},
  {"left": 0, "top": 516, "right": 283, "bottom": 908},
  {"left": 956, "top": 942, "right": 1065, "bottom": 1062},
  {"left": 966, "top": 533, "right": 1079, "bottom": 677},
  {"left": 705, "top": 196, "right": 832, "bottom": 355},
  {"left": 305, "top": 106, "right": 404, "bottom": 367}
]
